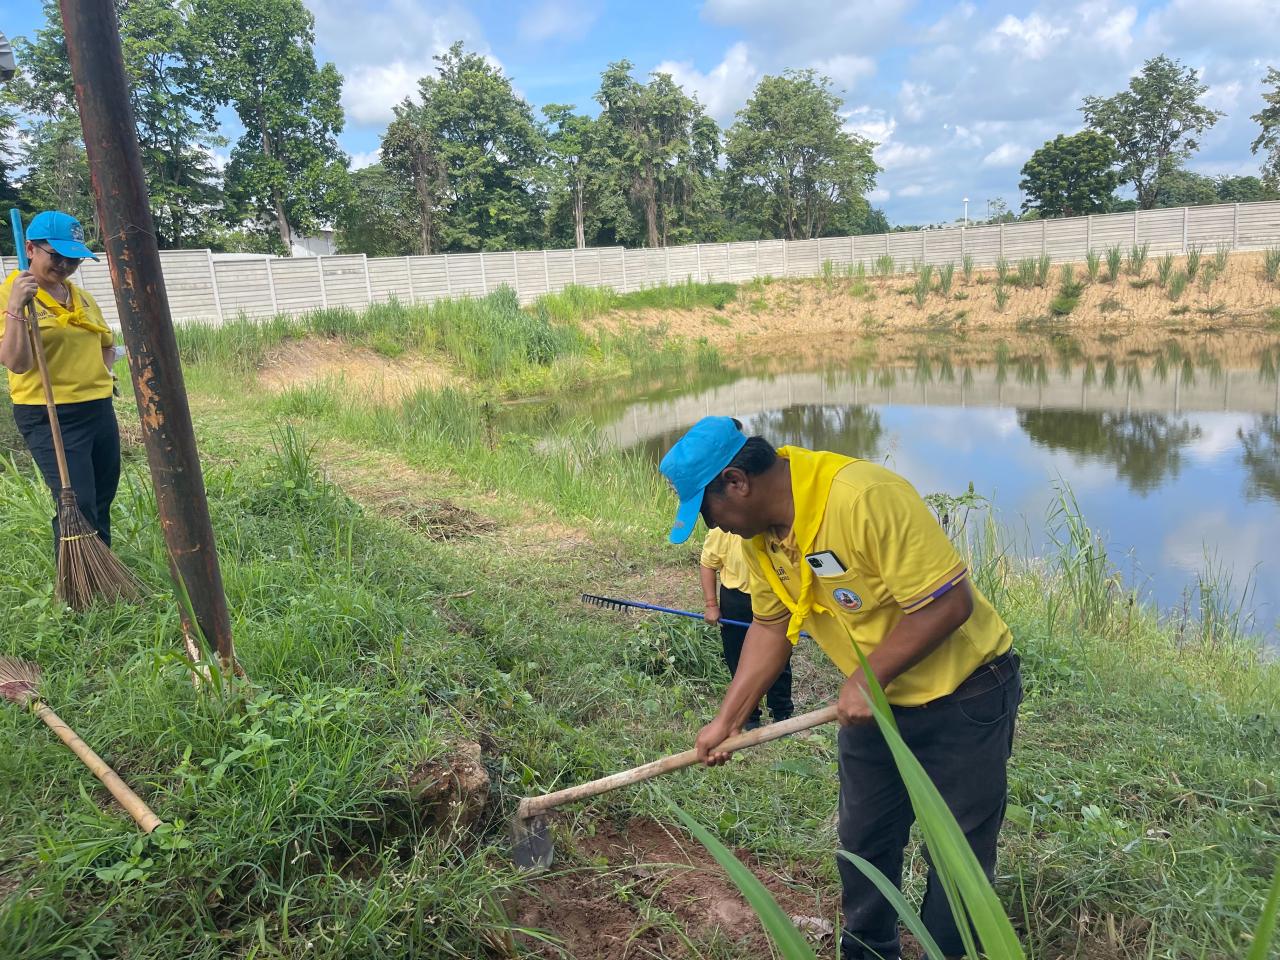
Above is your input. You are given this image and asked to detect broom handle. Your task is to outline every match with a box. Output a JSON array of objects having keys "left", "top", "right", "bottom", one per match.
[
  {"left": 34, "top": 702, "right": 162, "bottom": 833},
  {"left": 23, "top": 304, "right": 72, "bottom": 490},
  {"left": 10, "top": 210, "right": 72, "bottom": 490},
  {"left": 518, "top": 704, "right": 838, "bottom": 819}
]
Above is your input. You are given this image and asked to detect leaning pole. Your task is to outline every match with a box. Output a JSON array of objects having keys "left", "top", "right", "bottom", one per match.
[{"left": 59, "top": 0, "right": 236, "bottom": 670}]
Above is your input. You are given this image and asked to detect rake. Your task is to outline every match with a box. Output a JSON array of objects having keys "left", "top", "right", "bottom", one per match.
[
  {"left": 581, "top": 593, "right": 810, "bottom": 639},
  {"left": 9, "top": 209, "right": 144, "bottom": 610},
  {"left": 581, "top": 593, "right": 752, "bottom": 629},
  {"left": 0, "top": 657, "right": 162, "bottom": 832}
]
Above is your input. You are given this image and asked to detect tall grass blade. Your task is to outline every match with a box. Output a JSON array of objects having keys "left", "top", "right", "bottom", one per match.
[
  {"left": 669, "top": 799, "right": 819, "bottom": 960},
  {"left": 839, "top": 851, "right": 948, "bottom": 959},
  {"left": 1244, "top": 857, "right": 1280, "bottom": 960}
]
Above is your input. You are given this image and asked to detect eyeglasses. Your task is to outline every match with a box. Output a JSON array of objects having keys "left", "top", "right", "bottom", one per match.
[{"left": 33, "top": 243, "right": 83, "bottom": 267}]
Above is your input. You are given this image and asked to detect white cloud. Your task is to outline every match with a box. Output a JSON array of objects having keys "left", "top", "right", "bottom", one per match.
[
  {"left": 349, "top": 149, "right": 382, "bottom": 170},
  {"left": 343, "top": 62, "right": 430, "bottom": 125},
  {"left": 867, "top": 187, "right": 891, "bottom": 203},
  {"left": 842, "top": 106, "right": 895, "bottom": 144},
  {"left": 654, "top": 42, "right": 760, "bottom": 122},
  {"left": 981, "top": 143, "right": 1028, "bottom": 168},
  {"left": 809, "top": 54, "right": 876, "bottom": 92},
  {"left": 981, "top": 13, "right": 1069, "bottom": 60},
  {"left": 876, "top": 141, "right": 934, "bottom": 169},
  {"left": 898, "top": 81, "right": 932, "bottom": 123},
  {"left": 898, "top": 184, "right": 924, "bottom": 197},
  {"left": 518, "top": 0, "right": 599, "bottom": 42}
]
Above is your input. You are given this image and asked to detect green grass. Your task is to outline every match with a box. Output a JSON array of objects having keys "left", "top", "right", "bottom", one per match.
[{"left": 1, "top": 309, "right": 1277, "bottom": 959}]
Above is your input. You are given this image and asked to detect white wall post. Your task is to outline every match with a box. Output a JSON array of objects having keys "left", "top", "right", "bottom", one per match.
[
  {"left": 265, "top": 258, "right": 279, "bottom": 315},
  {"left": 479, "top": 252, "right": 488, "bottom": 294},
  {"left": 696, "top": 243, "right": 702, "bottom": 281},
  {"left": 363, "top": 253, "right": 374, "bottom": 304},
  {"left": 206, "top": 249, "right": 224, "bottom": 322},
  {"left": 444, "top": 254, "right": 453, "bottom": 297},
  {"left": 542, "top": 249, "right": 551, "bottom": 293},
  {"left": 1233, "top": 203, "right": 1240, "bottom": 249},
  {"left": 1182, "top": 207, "right": 1189, "bottom": 253},
  {"left": 317, "top": 256, "right": 328, "bottom": 309},
  {"left": 405, "top": 257, "right": 416, "bottom": 303}
]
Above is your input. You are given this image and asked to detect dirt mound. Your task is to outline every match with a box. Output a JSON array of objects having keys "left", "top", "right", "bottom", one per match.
[
  {"left": 259, "top": 338, "right": 455, "bottom": 401},
  {"left": 514, "top": 817, "right": 842, "bottom": 959}
]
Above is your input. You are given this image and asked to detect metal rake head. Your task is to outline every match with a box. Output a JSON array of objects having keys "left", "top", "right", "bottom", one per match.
[
  {"left": 580, "top": 593, "right": 631, "bottom": 612},
  {"left": 0, "top": 657, "right": 41, "bottom": 707}
]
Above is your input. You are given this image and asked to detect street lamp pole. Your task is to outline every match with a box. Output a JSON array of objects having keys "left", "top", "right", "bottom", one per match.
[{"left": 962, "top": 197, "right": 969, "bottom": 227}]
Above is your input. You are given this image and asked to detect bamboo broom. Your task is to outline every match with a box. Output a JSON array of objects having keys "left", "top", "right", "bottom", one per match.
[
  {"left": 0, "top": 657, "right": 162, "bottom": 832},
  {"left": 9, "top": 209, "right": 144, "bottom": 609}
]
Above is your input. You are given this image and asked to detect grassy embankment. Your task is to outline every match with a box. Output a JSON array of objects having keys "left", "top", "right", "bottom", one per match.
[{"left": 0, "top": 279, "right": 1276, "bottom": 960}]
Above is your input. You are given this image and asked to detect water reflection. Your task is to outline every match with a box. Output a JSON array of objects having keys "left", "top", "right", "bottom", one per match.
[
  {"left": 1017, "top": 411, "right": 1202, "bottom": 494},
  {"left": 587, "top": 336, "right": 1280, "bottom": 641}
]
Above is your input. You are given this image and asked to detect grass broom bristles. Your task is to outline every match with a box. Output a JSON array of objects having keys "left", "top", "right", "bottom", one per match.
[{"left": 56, "top": 488, "right": 145, "bottom": 610}]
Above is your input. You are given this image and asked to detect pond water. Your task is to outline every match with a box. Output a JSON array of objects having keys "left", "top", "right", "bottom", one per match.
[{"left": 566, "top": 334, "right": 1280, "bottom": 646}]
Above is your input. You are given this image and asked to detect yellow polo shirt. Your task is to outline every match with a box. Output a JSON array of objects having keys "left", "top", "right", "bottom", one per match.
[
  {"left": 3, "top": 272, "right": 114, "bottom": 405},
  {"left": 744, "top": 447, "right": 1012, "bottom": 706},
  {"left": 700, "top": 527, "right": 751, "bottom": 593}
]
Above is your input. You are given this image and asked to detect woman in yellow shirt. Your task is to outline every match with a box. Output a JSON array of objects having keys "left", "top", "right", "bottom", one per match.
[
  {"left": 1, "top": 211, "right": 121, "bottom": 551},
  {"left": 700, "top": 497, "right": 794, "bottom": 730}
]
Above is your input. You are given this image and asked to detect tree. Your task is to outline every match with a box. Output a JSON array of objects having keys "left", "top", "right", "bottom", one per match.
[
  {"left": 16, "top": 0, "right": 226, "bottom": 249},
  {"left": 0, "top": 101, "right": 21, "bottom": 254},
  {"left": 381, "top": 99, "right": 445, "bottom": 255},
  {"left": 1081, "top": 55, "right": 1223, "bottom": 209},
  {"left": 1252, "top": 67, "right": 1280, "bottom": 190},
  {"left": 723, "top": 71, "right": 879, "bottom": 240},
  {"left": 1018, "top": 131, "right": 1118, "bottom": 218},
  {"left": 191, "top": 0, "right": 349, "bottom": 253},
  {"left": 1152, "top": 168, "right": 1218, "bottom": 207},
  {"left": 543, "top": 104, "right": 614, "bottom": 249},
  {"left": 334, "top": 163, "right": 419, "bottom": 257},
  {"left": 595, "top": 61, "right": 721, "bottom": 247},
  {"left": 1214, "top": 175, "right": 1277, "bottom": 203},
  {"left": 14, "top": 115, "right": 97, "bottom": 243},
  {"left": 381, "top": 43, "right": 545, "bottom": 253}
]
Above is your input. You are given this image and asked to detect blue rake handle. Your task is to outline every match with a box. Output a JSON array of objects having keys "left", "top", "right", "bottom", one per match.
[
  {"left": 10, "top": 208, "right": 29, "bottom": 270},
  {"left": 580, "top": 593, "right": 752, "bottom": 629}
]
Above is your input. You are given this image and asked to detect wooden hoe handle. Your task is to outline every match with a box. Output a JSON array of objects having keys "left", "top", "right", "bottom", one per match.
[
  {"left": 518, "top": 704, "right": 838, "bottom": 819},
  {"left": 36, "top": 703, "right": 163, "bottom": 833}
]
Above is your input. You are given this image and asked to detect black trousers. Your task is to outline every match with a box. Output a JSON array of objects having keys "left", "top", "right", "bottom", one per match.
[
  {"left": 13, "top": 398, "right": 121, "bottom": 550},
  {"left": 838, "top": 653, "right": 1022, "bottom": 960},
  {"left": 718, "top": 585, "right": 793, "bottom": 723}
]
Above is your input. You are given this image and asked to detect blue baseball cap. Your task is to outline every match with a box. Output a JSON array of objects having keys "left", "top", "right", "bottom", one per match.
[
  {"left": 659, "top": 416, "right": 747, "bottom": 544},
  {"left": 26, "top": 211, "right": 98, "bottom": 261}
]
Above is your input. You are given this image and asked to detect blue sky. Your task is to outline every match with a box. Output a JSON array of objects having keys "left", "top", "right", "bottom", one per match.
[{"left": 7, "top": 0, "right": 1279, "bottom": 225}]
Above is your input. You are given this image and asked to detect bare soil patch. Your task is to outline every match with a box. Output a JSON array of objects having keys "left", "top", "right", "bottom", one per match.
[
  {"left": 258, "top": 338, "right": 456, "bottom": 401},
  {"left": 591, "top": 252, "right": 1280, "bottom": 360},
  {"left": 514, "top": 817, "right": 841, "bottom": 959}
]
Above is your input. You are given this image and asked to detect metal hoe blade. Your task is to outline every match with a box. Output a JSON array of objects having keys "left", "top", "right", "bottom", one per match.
[{"left": 510, "top": 811, "right": 553, "bottom": 871}]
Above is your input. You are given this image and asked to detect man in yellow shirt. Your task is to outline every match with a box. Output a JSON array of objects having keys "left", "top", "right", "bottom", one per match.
[
  {"left": 700, "top": 527, "right": 792, "bottom": 728},
  {"left": 1, "top": 211, "right": 121, "bottom": 551},
  {"left": 660, "top": 416, "right": 1021, "bottom": 960}
]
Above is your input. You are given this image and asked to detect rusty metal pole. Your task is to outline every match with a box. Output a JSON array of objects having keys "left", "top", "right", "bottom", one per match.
[{"left": 59, "top": 0, "right": 235, "bottom": 669}]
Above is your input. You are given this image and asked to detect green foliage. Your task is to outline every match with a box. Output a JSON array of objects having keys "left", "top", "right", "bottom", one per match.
[
  {"left": 334, "top": 163, "right": 419, "bottom": 257},
  {"left": 995, "top": 256, "right": 1011, "bottom": 283},
  {"left": 1036, "top": 253, "right": 1051, "bottom": 287},
  {"left": 995, "top": 280, "right": 1010, "bottom": 312},
  {"left": 1157, "top": 253, "right": 1175, "bottom": 286},
  {"left": 1081, "top": 55, "right": 1224, "bottom": 209},
  {"left": 875, "top": 254, "right": 895, "bottom": 277},
  {"left": 724, "top": 69, "right": 880, "bottom": 241},
  {"left": 962, "top": 254, "right": 975, "bottom": 283},
  {"left": 595, "top": 60, "right": 721, "bottom": 248},
  {"left": 1105, "top": 245, "right": 1123, "bottom": 282},
  {"left": 1254, "top": 67, "right": 1280, "bottom": 190},
  {"left": 1185, "top": 244, "right": 1202, "bottom": 279},
  {"left": 939, "top": 262, "right": 955, "bottom": 297},
  {"left": 1051, "top": 267, "right": 1083, "bottom": 316},
  {"left": 1016, "top": 258, "right": 1037, "bottom": 288},
  {"left": 190, "top": 0, "right": 349, "bottom": 251},
  {"left": 381, "top": 43, "right": 545, "bottom": 254},
  {"left": 1019, "top": 131, "right": 1119, "bottom": 217},
  {"left": 1214, "top": 243, "right": 1230, "bottom": 274},
  {"left": 1126, "top": 241, "right": 1150, "bottom": 276},
  {"left": 1264, "top": 247, "right": 1280, "bottom": 283},
  {"left": 1085, "top": 249, "right": 1101, "bottom": 282}
]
